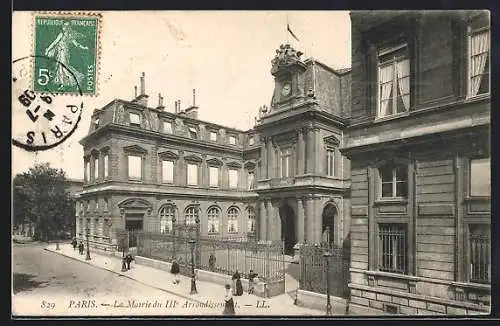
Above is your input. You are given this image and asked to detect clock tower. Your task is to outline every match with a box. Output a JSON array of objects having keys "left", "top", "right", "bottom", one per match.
[{"left": 270, "top": 44, "right": 308, "bottom": 109}]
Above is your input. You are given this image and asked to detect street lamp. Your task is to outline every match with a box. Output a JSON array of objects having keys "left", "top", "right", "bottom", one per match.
[
  {"left": 188, "top": 238, "right": 197, "bottom": 294},
  {"left": 56, "top": 230, "right": 60, "bottom": 250},
  {"left": 323, "top": 250, "right": 332, "bottom": 316},
  {"left": 85, "top": 227, "right": 91, "bottom": 260}
]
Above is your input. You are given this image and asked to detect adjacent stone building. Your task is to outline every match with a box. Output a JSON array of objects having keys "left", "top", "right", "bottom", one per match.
[
  {"left": 344, "top": 11, "right": 490, "bottom": 315},
  {"left": 75, "top": 45, "right": 351, "bottom": 257}
]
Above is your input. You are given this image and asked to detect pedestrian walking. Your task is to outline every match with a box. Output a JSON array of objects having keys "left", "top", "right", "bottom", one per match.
[
  {"left": 223, "top": 284, "right": 235, "bottom": 315},
  {"left": 234, "top": 273, "right": 243, "bottom": 296},
  {"left": 247, "top": 269, "right": 258, "bottom": 294},
  {"left": 71, "top": 238, "right": 78, "bottom": 250},
  {"left": 78, "top": 241, "right": 84, "bottom": 255},
  {"left": 171, "top": 259, "right": 180, "bottom": 284},
  {"left": 125, "top": 253, "right": 134, "bottom": 270},
  {"left": 208, "top": 253, "right": 216, "bottom": 272},
  {"left": 231, "top": 270, "right": 240, "bottom": 295}
]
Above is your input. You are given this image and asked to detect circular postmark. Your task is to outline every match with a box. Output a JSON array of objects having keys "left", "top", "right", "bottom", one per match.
[{"left": 12, "top": 55, "right": 84, "bottom": 151}]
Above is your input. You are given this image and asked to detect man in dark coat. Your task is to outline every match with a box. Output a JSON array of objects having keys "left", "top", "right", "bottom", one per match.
[
  {"left": 78, "top": 242, "right": 84, "bottom": 255},
  {"left": 71, "top": 238, "right": 78, "bottom": 250},
  {"left": 125, "top": 253, "right": 134, "bottom": 270},
  {"left": 171, "top": 260, "right": 180, "bottom": 284}
]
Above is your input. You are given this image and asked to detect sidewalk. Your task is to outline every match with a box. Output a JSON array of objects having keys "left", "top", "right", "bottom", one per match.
[{"left": 45, "top": 244, "right": 331, "bottom": 316}]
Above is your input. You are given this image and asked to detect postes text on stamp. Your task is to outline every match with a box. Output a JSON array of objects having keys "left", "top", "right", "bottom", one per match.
[{"left": 33, "top": 13, "right": 100, "bottom": 95}]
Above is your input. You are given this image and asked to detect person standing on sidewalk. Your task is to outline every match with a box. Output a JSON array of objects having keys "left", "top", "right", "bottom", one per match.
[
  {"left": 171, "top": 259, "right": 180, "bottom": 284},
  {"left": 223, "top": 284, "right": 235, "bottom": 315},
  {"left": 231, "top": 270, "right": 240, "bottom": 295},
  {"left": 71, "top": 238, "right": 78, "bottom": 250},
  {"left": 125, "top": 253, "right": 134, "bottom": 270},
  {"left": 247, "top": 269, "right": 258, "bottom": 294},
  {"left": 78, "top": 241, "right": 84, "bottom": 255}
]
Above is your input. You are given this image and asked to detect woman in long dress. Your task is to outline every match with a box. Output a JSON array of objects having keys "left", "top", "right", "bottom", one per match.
[
  {"left": 231, "top": 270, "right": 240, "bottom": 295},
  {"left": 44, "top": 21, "right": 88, "bottom": 89},
  {"left": 223, "top": 284, "right": 235, "bottom": 315}
]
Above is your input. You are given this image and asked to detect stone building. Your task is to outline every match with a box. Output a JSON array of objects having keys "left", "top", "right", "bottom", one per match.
[
  {"left": 344, "top": 11, "right": 490, "bottom": 315},
  {"left": 75, "top": 45, "right": 351, "bottom": 257}
]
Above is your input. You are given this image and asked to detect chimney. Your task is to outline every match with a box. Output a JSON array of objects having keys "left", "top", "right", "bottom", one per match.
[
  {"left": 140, "top": 72, "right": 146, "bottom": 95},
  {"left": 157, "top": 93, "right": 164, "bottom": 109},
  {"left": 132, "top": 72, "right": 149, "bottom": 106},
  {"left": 193, "top": 89, "right": 196, "bottom": 106},
  {"left": 184, "top": 88, "right": 199, "bottom": 119},
  {"left": 134, "top": 85, "right": 137, "bottom": 98}
]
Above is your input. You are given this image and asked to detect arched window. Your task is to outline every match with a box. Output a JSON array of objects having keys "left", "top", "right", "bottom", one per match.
[
  {"left": 247, "top": 207, "right": 256, "bottom": 233},
  {"left": 207, "top": 206, "right": 220, "bottom": 234},
  {"left": 185, "top": 206, "right": 198, "bottom": 226},
  {"left": 227, "top": 207, "right": 239, "bottom": 234},
  {"left": 159, "top": 205, "right": 175, "bottom": 234}
]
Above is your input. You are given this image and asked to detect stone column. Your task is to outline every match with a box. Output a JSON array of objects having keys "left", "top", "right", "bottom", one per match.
[
  {"left": 315, "top": 128, "right": 322, "bottom": 173},
  {"left": 296, "top": 197, "right": 305, "bottom": 243},
  {"left": 305, "top": 196, "right": 315, "bottom": 243},
  {"left": 268, "top": 140, "right": 275, "bottom": 178},
  {"left": 297, "top": 129, "right": 305, "bottom": 175},
  {"left": 261, "top": 137, "right": 268, "bottom": 179},
  {"left": 273, "top": 202, "right": 281, "bottom": 242},
  {"left": 306, "top": 127, "right": 315, "bottom": 174},
  {"left": 178, "top": 151, "right": 185, "bottom": 186},
  {"left": 201, "top": 154, "right": 208, "bottom": 187},
  {"left": 259, "top": 201, "right": 267, "bottom": 241}
]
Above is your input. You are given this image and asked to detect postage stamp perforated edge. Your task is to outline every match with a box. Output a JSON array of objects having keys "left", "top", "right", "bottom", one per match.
[{"left": 29, "top": 11, "right": 103, "bottom": 97}]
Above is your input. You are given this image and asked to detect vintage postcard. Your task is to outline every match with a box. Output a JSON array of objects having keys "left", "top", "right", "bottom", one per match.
[{"left": 12, "top": 10, "right": 491, "bottom": 318}]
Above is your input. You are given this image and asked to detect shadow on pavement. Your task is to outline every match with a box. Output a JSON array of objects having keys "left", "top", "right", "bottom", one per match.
[{"left": 12, "top": 273, "right": 47, "bottom": 294}]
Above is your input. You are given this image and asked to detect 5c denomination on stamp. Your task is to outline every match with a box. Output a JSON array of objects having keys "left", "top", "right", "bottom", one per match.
[
  {"left": 33, "top": 12, "right": 101, "bottom": 96},
  {"left": 12, "top": 56, "right": 84, "bottom": 152}
]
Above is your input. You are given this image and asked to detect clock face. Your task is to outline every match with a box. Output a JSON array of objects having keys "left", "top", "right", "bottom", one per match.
[{"left": 281, "top": 83, "right": 291, "bottom": 96}]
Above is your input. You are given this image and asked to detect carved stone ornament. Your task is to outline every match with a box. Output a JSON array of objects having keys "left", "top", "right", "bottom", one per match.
[{"left": 271, "top": 44, "right": 304, "bottom": 74}]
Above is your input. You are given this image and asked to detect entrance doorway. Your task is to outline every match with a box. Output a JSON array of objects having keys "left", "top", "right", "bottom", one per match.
[
  {"left": 322, "top": 203, "right": 337, "bottom": 247},
  {"left": 125, "top": 214, "right": 143, "bottom": 247},
  {"left": 279, "top": 204, "right": 296, "bottom": 255}
]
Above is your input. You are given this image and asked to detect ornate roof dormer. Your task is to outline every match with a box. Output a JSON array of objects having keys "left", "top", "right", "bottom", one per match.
[{"left": 270, "top": 44, "right": 305, "bottom": 76}]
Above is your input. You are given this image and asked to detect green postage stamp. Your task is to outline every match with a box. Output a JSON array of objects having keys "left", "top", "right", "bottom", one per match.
[{"left": 33, "top": 12, "right": 101, "bottom": 95}]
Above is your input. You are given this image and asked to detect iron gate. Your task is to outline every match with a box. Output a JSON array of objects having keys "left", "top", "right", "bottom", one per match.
[{"left": 299, "top": 243, "right": 349, "bottom": 298}]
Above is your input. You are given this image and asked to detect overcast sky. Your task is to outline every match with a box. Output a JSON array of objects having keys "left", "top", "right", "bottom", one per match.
[{"left": 12, "top": 11, "right": 351, "bottom": 180}]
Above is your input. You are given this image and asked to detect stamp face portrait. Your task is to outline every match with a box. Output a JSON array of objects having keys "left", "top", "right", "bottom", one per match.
[{"left": 33, "top": 14, "right": 100, "bottom": 95}]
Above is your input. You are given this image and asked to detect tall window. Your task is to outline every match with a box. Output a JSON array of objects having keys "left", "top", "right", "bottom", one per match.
[
  {"left": 103, "top": 154, "right": 109, "bottom": 178},
  {"left": 163, "top": 121, "right": 173, "bottom": 133},
  {"left": 227, "top": 207, "right": 239, "bottom": 234},
  {"left": 85, "top": 161, "right": 90, "bottom": 182},
  {"left": 229, "top": 169, "right": 238, "bottom": 189},
  {"left": 187, "top": 163, "right": 198, "bottom": 186},
  {"left": 280, "top": 148, "right": 292, "bottom": 178},
  {"left": 470, "top": 158, "right": 490, "bottom": 197},
  {"left": 128, "top": 155, "right": 142, "bottom": 180},
  {"left": 469, "top": 224, "right": 490, "bottom": 284},
  {"left": 209, "top": 166, "right": 219, "bottom": 187},
  {"left": 247, "top": 171, "right": 255, "bottom": 190},
  {"left": 95, "top": 200, "right": 99, "bottom": 211},
  {"left": 103, "top": 198, "right": 108, "bottom": 211},
  {"left": 162, "top": 160, "right": 174, "bottom": 183},
  {"left": 207, "top": 207, "right": 220, "bottom": 234},
  {"left": 229, "top": 135, "right": 237, "bottom": 145},
  {"left": 377, "top": 45, "right": 410, "bottom": 118},
  {"left": 249, "top": 136, "right": 255, "bottom": 146},
  {"left": 185, "top": 206, "right": 198, "bottom": 226},
  {"left": 129, "top": 112, "right": 141, "bottom": 127},
  {"left": 209, "top": 131, "right": 217, "bottom": 142},
  {"left": 247, "top": 207, "right": 256, "bottom": 233},
  {"left": 326, "top": 147, "right": 336, "bottom": 176},
  {"left": 468, "top": 15, "right": 490, "bottom": 97},
  {"left": 378, "top": 224, "right": 407, "bottom": 274},
  {"left": 159, "top": 206, "right": 175, "bottom": 234},
  {"left": 79, "top": 218, "right": 83, "bottom": 235},
  {"left": 94, "top": 218, "right": 99, "bottom": 236},
  {"left": 94, "top": 157, "right": 99, "bottom": 180},
  {"left": 379, "top": 165, "right": 408, "bottom": 198}
]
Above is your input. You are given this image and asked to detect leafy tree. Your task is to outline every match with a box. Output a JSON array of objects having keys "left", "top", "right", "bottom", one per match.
[{"left": 13, "top": 163, "right": 74, "bottom": 241}]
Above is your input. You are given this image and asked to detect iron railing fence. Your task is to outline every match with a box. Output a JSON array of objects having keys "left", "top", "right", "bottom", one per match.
[{"left": 131, "top": 227, "right": 284, "bottom": 283}]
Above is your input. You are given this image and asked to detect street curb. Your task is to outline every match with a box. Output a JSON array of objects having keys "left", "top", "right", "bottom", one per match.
[{"left": 43, "top": 248, "right": 208, "bottom": 305}]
